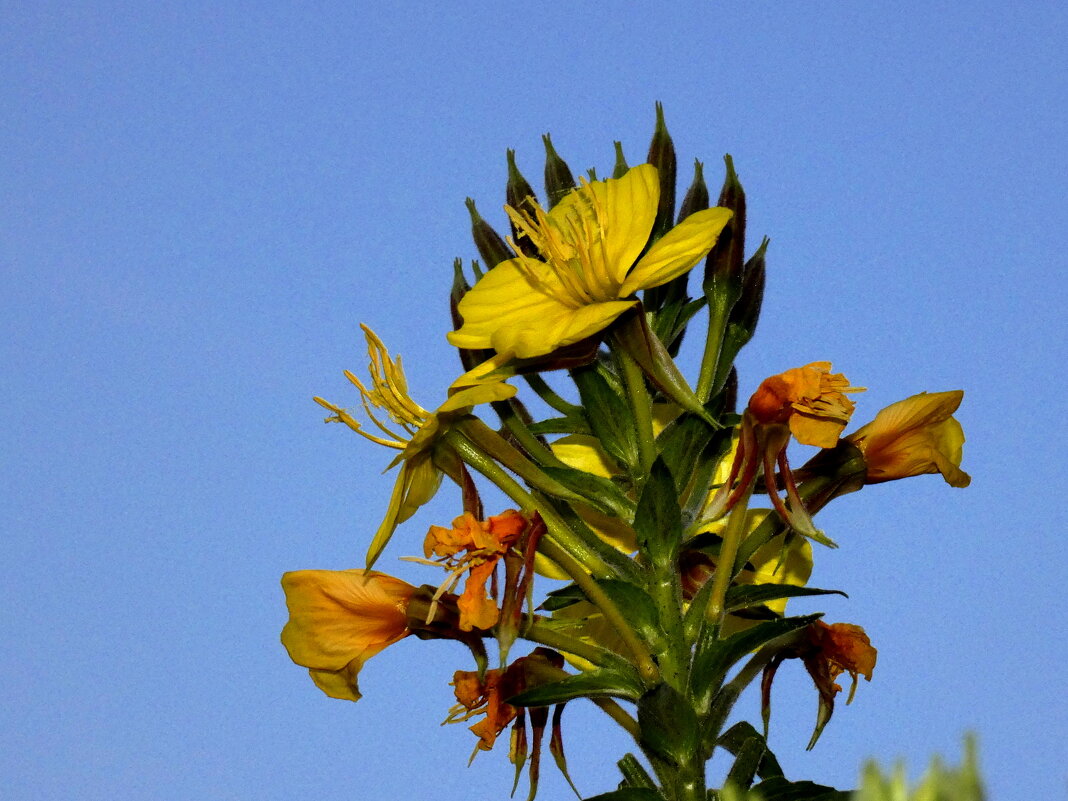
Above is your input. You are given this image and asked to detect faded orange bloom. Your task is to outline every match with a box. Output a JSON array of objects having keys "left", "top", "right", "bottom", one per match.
[
  {"left": 847, "top": 390, "right": 970, "bottom": 488},
  {"left": 280, "top": 569, "right": 416, "bottom": 701},
  {"left": 749, "top": 361, "right": 864, "bottom": 448},
  {"left": 422, "top": 509, "right": 527, "bottom": 631},
  {"left": 803, "top": 621, "right": 878, "bottom": 705}
]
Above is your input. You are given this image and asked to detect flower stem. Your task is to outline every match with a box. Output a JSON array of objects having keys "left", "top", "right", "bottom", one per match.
[
  {"left": 696, "top": 292, "right": 732, "bottom": 403},
  {"left": 523, "top": 374, "right": 581, "bottom": 415},
  {"left": 445, "top": 429, "right": 614, "bottom": 578},
  {"left": 705, "top": 482, "right": 753, "bottom": 628},
  {"left": 537, "top": 537, "right": 661, "bottom": 686},
  {"left": 617, "top": 345, "right": 657, "bottom": 475}
]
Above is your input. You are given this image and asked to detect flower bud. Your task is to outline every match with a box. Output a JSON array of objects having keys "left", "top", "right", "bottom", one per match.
[
  {"left": 506, "top": 149, "right": 539, "bottom": 256},
  {"left": 646, "top": 101, "right": 677, "bottom": 241},
  {"left": 678, "top": 159, "right": 710, "bottom": 221},
  {"left": 465, "top": 197, "right": 513, "bottom": 269},
  {"left": 542, "top": 133, "right": 576, "bottom": 209},
  {"left": 611, "top": 140, "right": 629, "bottom": 178},
  {"left": 703, "top": 154, "right": 747, "bottom": 288}
]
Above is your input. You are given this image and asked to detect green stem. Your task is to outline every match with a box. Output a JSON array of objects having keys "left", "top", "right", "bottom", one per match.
[
  {"left": 696, "top": 293, "right": 731, "bottom": 402},
  {"left": 538, "top": 537, "right": 661, "bottom": 687},
  {"left": 617, "top": 345, "right": 657, "bottom": 475},
  {"left": 495, "top": 401, "right": 569, "bottom": 468},
  {"left": 523, "top": 374, "right": 581, "bottom": 415},
  {"left": 705, "top": 483, "right": 753, "bottom": 628},
  {"left": 592, "top": 698, "right": 641, "bottom": 741},
  {"left": 521, "top": 618, "right": 624, "bottom": 671}
]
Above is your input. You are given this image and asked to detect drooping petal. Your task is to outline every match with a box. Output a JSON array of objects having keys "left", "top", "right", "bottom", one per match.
[
  {"left": 309, "top": 659, "right": 365, "bottom": 702},
  {"left": 280, "top": 569, "right": 413, "bottom": 670},
  {"left": 457, "top": 559, "right": 501, "bottom": 631},
  {"left": 620, "top": 206, "right": 733, "bottom": 295}
]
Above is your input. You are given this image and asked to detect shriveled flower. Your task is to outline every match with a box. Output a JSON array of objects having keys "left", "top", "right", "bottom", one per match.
[
  {"left": 447, "top": 163, "right": 732, "bottom": 360},
  {"left": 703, "top": 362, "right": 863, "bottom": 543},
  {"left": 847, "top": 390, "right": 970, "bottom": 487},
  {"left": 420, "top": 509, "right": 528, "bottom": 631},
  {"left": 762, "top": 619, "right": 877, "bottom": 749},
  {"left": 315, "top": 324, "right": 516, "bottom": 568},
  {"left": 280, "top": 569, "right": 416, "bottom": 702},
  {"left": 748, "top": 362, "right": 863, "bottom": 449}
]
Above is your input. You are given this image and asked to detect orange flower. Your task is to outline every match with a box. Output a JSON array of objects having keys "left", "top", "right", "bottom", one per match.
[
  {"left": 422, "top": 510, "right": 527, "bottom": 631},
  {"left": 762, "top": 619, "right": 877, "bottom": 749},
  {"left": 847, "top": 390, "right": 970, "bottom": 487},
  {"left": 803, "top": 621, "right": 877, "bottom": 705},
  {"left": 280, "top": 569, "right": 416, "bottom": 701},
  {"left": 749, "top": 361, "right": 864, "bottom": 448},
  {"left": 702, "top": 363, "right": 863, "bottom": 544}
]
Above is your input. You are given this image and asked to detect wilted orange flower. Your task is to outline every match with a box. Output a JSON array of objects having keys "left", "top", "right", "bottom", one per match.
[
  {"left": 749, "top": 361, "right": 864, "bottom": 448},
  {"left": 702, "top": 363, "right": 863, "bottom": 543},
  {"left": 803, "top": 620, "right": 877, "bottom": 705},
  {"left": 847, "top": 390, "right": 970, "bottom": 487},
  {"left": 421, "top": 509, "right": 527, "bottom": 631},
  {"left": 280, "top": 569, "right": 416, "bottom": 701}
]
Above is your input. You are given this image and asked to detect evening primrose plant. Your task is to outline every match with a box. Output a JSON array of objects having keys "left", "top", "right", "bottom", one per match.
[{"left": 281, "top": 104, "right": 972, "bottom": 801}]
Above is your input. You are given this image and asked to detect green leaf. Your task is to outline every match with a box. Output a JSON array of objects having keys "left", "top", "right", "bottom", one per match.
[
  {"left": 716, "top": 722, "right": 783, "bottom": 780},
  {"left": 572, "top": 364, "right": 640, "bottom": 473},
  {"left": 633, "top": 457, "right": 682, "bottom": 567},
  {"left": 541, "top": 579, "right": 665, "bottom": 654},
  {"left": 746, "top": 777, "right": 851, "bottom": 801},
  {"left": 637, "top": 683, "right": 700, "bottom": 768},
  {"left": 529, "top": 412, "right": 592, "bottom": 436},
  {"left": 509, "top": 666, "right": 645, "bottom": 706},
  {"left": 539, "top": 465, "right": 636, "bottom": 521},
  {"left": 540, "top": 583, "right": 586, "bottom": 612},
  {"left": 584, "top": 790, "right": 666, "bottom": 801},
  {"left": 724, "top": 585, "right": 847, "bottom": 614},
  {"left": 724, "top": 735, "right": 768, "bottom": 791},
  {"left": 690, "top": 616, "right": 820, "bottom": 714}
]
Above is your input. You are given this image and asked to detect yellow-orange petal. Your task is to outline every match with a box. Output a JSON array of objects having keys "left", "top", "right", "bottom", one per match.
[
  {"left": 620, "top": 206, "right": 733, "bottom": 295},
  {"left": 457, "top": 559, "right": 500, "bottom": 631},
  {"left": 280, "top": 569, "right": 413, "bottom": 670}
]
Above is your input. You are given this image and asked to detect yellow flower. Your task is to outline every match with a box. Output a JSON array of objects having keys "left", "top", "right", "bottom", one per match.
[
  {"left": 447, "top": 163, "right": 732, "bottom": 359},
  {"left": 847, "top": 390, "right": 970, "bottom": 487},
  {"left": 280, "top": 569, "right": 416, "bottom": 701},
  {"left": 315, "top": 325, "right": 516, "bottom": 567}
]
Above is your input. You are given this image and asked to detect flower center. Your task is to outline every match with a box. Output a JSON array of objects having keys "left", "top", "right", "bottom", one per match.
[{"left": 505, "top": 180, "right": 623, "bottom": 308}]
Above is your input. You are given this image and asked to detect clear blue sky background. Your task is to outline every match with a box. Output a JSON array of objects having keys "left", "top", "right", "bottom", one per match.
[{"left": 2, "top": 2, "right": 1065, "bottom": 799}]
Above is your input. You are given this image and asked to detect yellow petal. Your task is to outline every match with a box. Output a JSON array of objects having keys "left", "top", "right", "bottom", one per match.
[
  {"left": 491, "top": 298, "right": 635, "bottom": 359},
  {"left": 280, "top": 569, "right": 412, "bottom": 670},
  {"left": 620, "top": 207, "right": 733, "bottom": 295},
  {"left": 438, "top": 380, "right": 517, "bottom": 412},
  {"left": 309, "top": 660, "right": 364, "bottom": 702},
  {"left": 595, "top": 163, "right": 660, "bottom": 285}
]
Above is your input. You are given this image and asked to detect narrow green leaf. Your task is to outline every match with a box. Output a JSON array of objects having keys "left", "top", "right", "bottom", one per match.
[
  {"left": 716, "top": 722, "right": 783, "bottom": 780},
  {"left": 529, "top": 412, "right": 592, "bottom": 436},
  {"left": 724, "top": 585, "right": 847, "bottom": 614},
  {"left": 509, "top": 666, "right": 645, "bottom": 706},
  {"left": 690, "top": 616, "right": 820, "bottom": 713},
  {"left": 633, "top": 457, "right": 683, "bottom": 567},
  {"left": 747, "top": 777, "right": 851, "bottom": 801},
  {"left": 572, "top": 363, "right": 640, "bottom": 473},
  {"left": 539, "top": 464, "right": 636, "bottom": 521},
  {"left": 584, "top": 790, "right": 665, "bottom": 801}
]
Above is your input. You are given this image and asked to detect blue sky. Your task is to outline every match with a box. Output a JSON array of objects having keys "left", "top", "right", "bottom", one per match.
[{"left": 2, "top": 2, "right": 1065, "bottom": 799}]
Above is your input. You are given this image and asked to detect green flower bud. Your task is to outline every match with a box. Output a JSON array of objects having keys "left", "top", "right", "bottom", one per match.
[
  {"left": 506, "top": 149, "right": 539, "bottom": 256},
  {"left": 542, "top": 133, "right": 575, "bottom": 208},
  {"left": 465, "top": 197, "right": 513, "bottom": 269},
  {"left": 646, "top": 101, "right": 677, "bottom": 241}
]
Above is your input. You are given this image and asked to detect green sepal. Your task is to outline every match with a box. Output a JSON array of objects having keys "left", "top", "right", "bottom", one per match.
[
  {"left": 537, "top": 464, "right": 636, "bottom": 521},
  {"left": 656, "top": 407, "right": 733, "bottom": 513},
  {"left": 746, "top": 777, "right": 851, "bottom": 801},
  {"left": 724, "top": 584, "right": 847, "bottom": 614},
  {"left": 539, "top": 582, "right": 587, "bottom": 612},
  {"left": 690, "top": 615, "right": 821, "bottom": 714},
  {"left": 617, "top": 753, "right": 658, "bottom": 790},
  {"left": 584, "top": 790, "right": 666, "bottom": 801},
  {"left": 716, "top": 722, "right": 783, "bottom": 781},
  {"left": 612, "top": 141, "right": 629, "bottom": 178},
  {"left": 636, "top": 683, "right": 700, "bottom": 768},
  {"left": 633, "top": 457, "right": 683, "bottom": 567},
  {"left": 509, "top": 665, "right": 645, "bottom": 706},
  {"left": 571, "top": 363, "right": 640, "bottom": 473},
  {"left": 543, "top": 133, "right": 576, "bottom": 208}
]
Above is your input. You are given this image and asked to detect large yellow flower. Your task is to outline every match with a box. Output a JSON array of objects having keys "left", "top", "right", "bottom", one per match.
[
  {"left": 447, "top": 163, "right": 732, "bottom": 359},
  {"left": 315, "top": 325, "right": 516, "bottom": 567},
  {"left": 847, "top": 390, "right": 970, "bottom": 487},
  {"left": 280, "top": 569, "right": 416, "bottom": 701}
]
